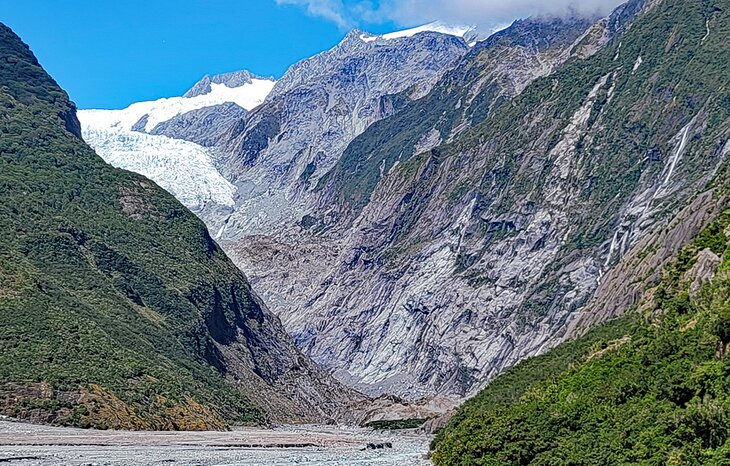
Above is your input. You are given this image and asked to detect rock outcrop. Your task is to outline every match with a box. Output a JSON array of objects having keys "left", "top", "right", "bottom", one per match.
[{"left": 215, "top": 0, "right": 730, "bottom": 399}]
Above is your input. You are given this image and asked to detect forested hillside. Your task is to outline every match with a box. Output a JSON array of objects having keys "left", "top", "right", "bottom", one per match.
[{"left": 0, "top": 23, "right": 360, "bottom": 430}]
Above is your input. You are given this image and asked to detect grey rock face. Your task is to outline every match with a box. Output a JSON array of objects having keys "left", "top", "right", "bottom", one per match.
[
  {"left": 211, "top": 0, "right": 730, "bottom": 400},
  {"left": 150, "top": 103, "right": 248, "bottom": 147},
  {"left": 687, "top": 249, "right": 723, "bottom": 295},
  {"left": 566, "top": 189, "right": 727, "bottom": 336},
  {"left": 268, "top": 29, "right": 466, "bottom": 101},
  {"left": 201, "top": 29, "right": 471, "bottom": 246},
  {"left": 130, "top": 114, "right": 149, "bottom": 133},
  {"left": 315, "top": 15, "right": 607, "bottom": 219},
  {"left": 215, "top": 30, "right": 469, "bottom": 196},
  {"left": 210, "top": 14, "right": 623, "bottom": 398}
]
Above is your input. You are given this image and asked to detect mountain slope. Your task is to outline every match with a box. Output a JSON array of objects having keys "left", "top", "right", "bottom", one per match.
[
  {"left": 431, "top": 195, "right": 730, "bottom": 464},
  {"left": 214, "top": 9, "right": 641, "bottom": 398},
  {"left": 316, "top": 11, "right": 633, "bottom": 216},
  {"left": 72, "top": 0, "right": 729, "bottom": 405},
  {"left": 80, "top": 27, "right": 472, "bottom": 242},
  {"left": 203, "top": 27, "right": 471, "bottom": 239},
  {"left": 0, "top": 23, "right": 362, "bottom": 429},
  {"left": 243, "top": 0, "right": 728, "bottom": 399}
]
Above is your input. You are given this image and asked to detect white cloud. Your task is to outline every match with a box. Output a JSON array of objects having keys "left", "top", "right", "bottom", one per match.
[
  {"left": 372, "top": 0, "right": 624, "bottom": 29},
  {"left": 275, "top": 0, "right": 353, "bottom": 28},
  {"left": 276, "top": 0, "right": 627, "bottom": 32}
]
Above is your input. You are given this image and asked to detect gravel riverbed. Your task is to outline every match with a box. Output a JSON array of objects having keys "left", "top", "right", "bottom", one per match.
[{"left": 0, "top": 420, "right": 432, "bottom": 465}]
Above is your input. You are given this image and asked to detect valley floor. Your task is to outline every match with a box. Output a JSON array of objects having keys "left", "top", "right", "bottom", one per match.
[{"left": 0, "top": 419, "right": 431, "bottom": 465}]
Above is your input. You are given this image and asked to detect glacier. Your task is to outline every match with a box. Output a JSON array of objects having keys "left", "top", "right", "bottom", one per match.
[
  {"left": 78, "top": 73, "right": 276, "bottom": 213},
  {"left": 79, "top": 126, "right": 236, "bottom": 210}
]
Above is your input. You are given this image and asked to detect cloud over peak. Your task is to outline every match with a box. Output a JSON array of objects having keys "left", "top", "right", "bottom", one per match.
[
  {"left": 276, "top": 0, "right": 627, "bottom": 32},
  {"left": 276, "top": 0, "right": 352, "bottom": 28}
]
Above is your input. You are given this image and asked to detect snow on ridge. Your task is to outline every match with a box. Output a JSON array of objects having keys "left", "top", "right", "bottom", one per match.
[
  {"left": 360, "top": 21, "right": 476, "bottom": 44},
  {"left": 81, "top": 78, "right": 275, "bottom": 134}
]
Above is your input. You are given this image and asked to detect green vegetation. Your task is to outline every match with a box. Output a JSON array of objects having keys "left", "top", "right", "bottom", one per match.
[
  {"left": 0, "top": 24, "right": 270, "bottom": 429},
  {"left": 365, "top": 418, "right": 429, "bottom": 430},
  {"left": 458, "top": 0, "right": 728, "bottom": 261},
  {"left": 432, "top": 208, "right": 730, "bottom": 464},
  {"left": 427, "top": 1, "right": 730, "bottom": 462}
]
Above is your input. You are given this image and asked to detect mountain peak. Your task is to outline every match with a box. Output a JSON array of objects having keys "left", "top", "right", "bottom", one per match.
[
  {"left": 184, "top": 70, "right": 273, "bottom": 98},
  {"left": 0, "top": 21, "right": 364, "bottom": 428}
]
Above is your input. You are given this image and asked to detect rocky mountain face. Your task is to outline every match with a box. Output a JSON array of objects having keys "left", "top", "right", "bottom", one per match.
[
  {"left": 0, "top": 23, "right": 363, "bottom": 429},
  {"left": 201, "top": 27, "right": 473, "bottom": 241},
  {"left": 183, "top": 70, "right": 267, "bottom": 98},
  {"left": 151, "top": 102, "right": 248, "bottom": 147},
  {"left": 329, "top": 0, "right": 730, "bottom": 398},
  {"left": 431, "top": 197, "right": 730, "bottom": 464},
  {"left": 213, "top": 8, "right": 648, "bottom": 398},
  {"left": 80, "top": 26, "right": 472, "bottom": 235},
  {"left": 219, "top": 0, "right": 729, "bottom": 400}
]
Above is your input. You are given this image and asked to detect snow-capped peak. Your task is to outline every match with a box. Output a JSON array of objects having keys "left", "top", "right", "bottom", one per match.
[
  {"left": 359, "top": 22, "right": 478, "bottom": 45},
  {"left": 184, "top": 70, "right": 273, "bottom": 98},
  {"left": 80, "top": 73, "right": 275, "bottom": 134}
]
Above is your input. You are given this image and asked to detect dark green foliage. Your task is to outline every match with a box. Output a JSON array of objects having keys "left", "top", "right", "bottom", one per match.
[
  {"left": 365, "top": 418, "right": 429, "bottom": 430},
  {"left": 431, "top": 211, "right": 730, "bottom": 465},
  {"left": 0, "top": 24, "right": 266, "bottom": 428}
]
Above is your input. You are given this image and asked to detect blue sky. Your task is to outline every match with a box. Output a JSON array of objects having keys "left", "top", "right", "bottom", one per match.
[
  {"left": 0, "top": 0, "right": 401, "bottom": 109},
  {"left": 0, "top": 0, "right": 621, "bottom": 109}
]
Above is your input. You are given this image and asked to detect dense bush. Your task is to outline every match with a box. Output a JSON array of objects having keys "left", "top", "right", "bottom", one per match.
[{"left": 0, "top": 23, "right": 264, "bottom": 429}]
